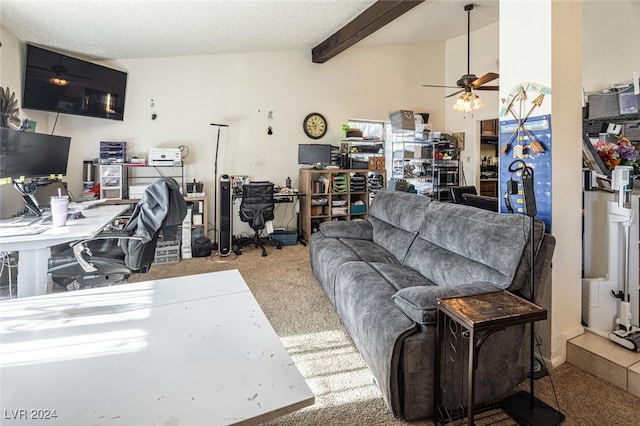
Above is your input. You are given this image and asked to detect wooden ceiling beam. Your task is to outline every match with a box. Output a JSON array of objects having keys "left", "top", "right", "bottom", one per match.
[{"left": 311, "top": 0, "right": 424, "bottom": 64}]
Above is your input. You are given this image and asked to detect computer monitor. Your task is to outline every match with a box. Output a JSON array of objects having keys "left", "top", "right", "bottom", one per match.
[
  {"left": 298, "top": 144, "right": 332, "bottom": 168},
  {"left": 0, "top": 128, "right": 71, "bottom": 179}
]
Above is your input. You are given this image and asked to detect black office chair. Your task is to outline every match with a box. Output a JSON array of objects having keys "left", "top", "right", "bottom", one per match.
[
  {"left": 48, "top": 178, "right": 187, "bottom": 290},
  {"left": 234, "top": 182, "right": 281, "bottom": 257},
  {"left": 449, "top": 185, "right": 478, "bottom": 204},
  {"left": 461, "top": 193, "right": 499, "bottom": 212}
]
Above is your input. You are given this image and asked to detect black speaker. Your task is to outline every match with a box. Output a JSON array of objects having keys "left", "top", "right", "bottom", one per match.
[
  {"left": 192, "top": 237, "right": 212, "bottom": 257},
  {"left": 219, "top": 175, "right": 232, "bottom": 256}
]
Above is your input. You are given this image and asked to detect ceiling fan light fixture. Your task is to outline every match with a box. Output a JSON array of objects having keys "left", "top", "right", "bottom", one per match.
[
  {"left": 473, "top": 93, "right": 485, "bottom": 109},
  {"left": 452, "top": 90, "right": 484, "bottom": 112},
  {"left": 50, "top": 76, "right": 68, "bottom": 86}
]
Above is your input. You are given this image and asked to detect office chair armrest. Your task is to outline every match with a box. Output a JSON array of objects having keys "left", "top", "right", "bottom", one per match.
[{"left": 69, "top": 235, "right": 145, "bottom": 273}]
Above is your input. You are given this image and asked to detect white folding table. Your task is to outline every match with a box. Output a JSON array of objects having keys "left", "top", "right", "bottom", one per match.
[{"left": 0, "top": 269, "right": 314, "bottom": 425}]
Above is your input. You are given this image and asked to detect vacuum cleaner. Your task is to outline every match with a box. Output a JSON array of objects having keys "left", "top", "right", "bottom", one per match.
[{"left": 608, "top": 166, "right": 640, "bottom": 351}]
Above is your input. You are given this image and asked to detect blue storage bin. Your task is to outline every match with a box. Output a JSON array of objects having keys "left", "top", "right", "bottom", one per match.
[{"left": 270, "top": 230, "right": 298, "bottom": 246}]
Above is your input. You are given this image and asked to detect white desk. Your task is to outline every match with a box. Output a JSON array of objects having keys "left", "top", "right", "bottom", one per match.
[
  {"left": 0, "top": 205, "right": 129, "bottom": 298},
  {"left": 0, "top": 270, "right": 315, "bottom": 425}
]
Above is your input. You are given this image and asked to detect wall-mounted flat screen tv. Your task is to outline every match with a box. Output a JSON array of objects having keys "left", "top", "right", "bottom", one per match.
[{"left": 23, "top": 44, "right": 127, "bottom": 121}]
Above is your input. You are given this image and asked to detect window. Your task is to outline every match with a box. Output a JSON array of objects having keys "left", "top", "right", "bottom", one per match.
[{"left": 346, "top": 119, "right": 387, "bottom": 141}]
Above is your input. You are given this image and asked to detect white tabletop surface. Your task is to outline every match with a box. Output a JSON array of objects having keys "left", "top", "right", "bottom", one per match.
[
  {"left": 0, "top": 270, "right": 314, "bottom": 425},
  {"left": 0, "top": 204, "right": 130, "bottom": 298},
  {"left": 0, "top": 204, "right": 128, "bottom": 250}
]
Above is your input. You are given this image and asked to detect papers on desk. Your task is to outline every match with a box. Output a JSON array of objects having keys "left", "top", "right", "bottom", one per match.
[
  {"left": 68, "top": 199, "right": 106, "bottom": 211},
  {"left": 0, "top": 215, "right": 41, "bottom": 227},
  {"left": 0, "top": 224, "right": 51, "bottom": 237}
]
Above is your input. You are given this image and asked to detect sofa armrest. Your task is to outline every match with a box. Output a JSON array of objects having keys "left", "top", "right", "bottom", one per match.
[
  {"left": 318, "top": 219, "right": 373, "bottom": 240},
  {"left": 392, "top": 282, "right": 501, "bottom": 324}
]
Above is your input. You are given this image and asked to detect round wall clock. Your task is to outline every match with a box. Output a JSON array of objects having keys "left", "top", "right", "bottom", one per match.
[{"left": 303, "top": 112, "right": 327, "bottom": 139}]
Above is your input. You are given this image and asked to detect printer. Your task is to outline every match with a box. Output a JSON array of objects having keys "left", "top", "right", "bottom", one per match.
[{"left": 148, "top": 148, "right": 182, "bottom": 166}]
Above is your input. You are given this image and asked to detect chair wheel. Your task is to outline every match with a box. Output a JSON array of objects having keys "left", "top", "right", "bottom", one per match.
[
  {"left": 66, "top": 281, "right": 82, "bottom": 291},
  {"left": 277, "top": 245, "right": 282, "bottom": 250},
  {"left": 52, "top": 275, "right": 75, "bottom": 288}
]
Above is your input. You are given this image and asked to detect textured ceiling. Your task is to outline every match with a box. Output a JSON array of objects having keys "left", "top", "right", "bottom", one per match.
[{"left": 0, "top": 0, "right": 499, "bottom": 60}]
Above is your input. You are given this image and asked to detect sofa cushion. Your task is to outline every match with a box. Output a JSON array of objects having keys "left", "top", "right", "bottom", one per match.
[
  {"left": 368, "top": 189, "right": 431, "bottom": 263},
  {"left": 309, "top": 235, "right": 398, "bottom": 305},
  {"left": 404, "top": 202, "right": 530, "bottom": 289},
  {"left": 333, "top": 261, "right": 417, "bottom": 418},
  {"left": 318, "top": 219, "right": 373, "bottom": 240},
  {"left": 392, "top": 282, "right": 503, "bottom": 324},
  {"left": 367, "top": 262, "right": 434, "bottom": 291}
]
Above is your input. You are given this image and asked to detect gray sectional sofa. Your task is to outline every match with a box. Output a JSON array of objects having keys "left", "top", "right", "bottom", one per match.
[{"left": 309, "top": 189, "right": 555, "bottom": 420}]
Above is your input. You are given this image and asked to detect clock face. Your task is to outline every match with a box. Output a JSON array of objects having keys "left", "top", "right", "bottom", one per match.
[{"left": 303, "top": 113, "right": 327, "bottom": 139}]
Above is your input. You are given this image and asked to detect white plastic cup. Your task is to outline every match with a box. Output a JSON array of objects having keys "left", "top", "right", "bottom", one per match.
[{"left": 50, "top": 195, "right": 69, "bottom": 227}]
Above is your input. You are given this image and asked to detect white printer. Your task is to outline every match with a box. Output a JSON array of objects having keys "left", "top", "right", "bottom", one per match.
[{"left": 148, "top": 148, "right": 182, "bottom": 166}]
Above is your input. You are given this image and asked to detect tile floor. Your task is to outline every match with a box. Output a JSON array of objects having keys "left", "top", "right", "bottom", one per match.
[{"left": 567, "top": 330, "right": 640, "bottom": 397}]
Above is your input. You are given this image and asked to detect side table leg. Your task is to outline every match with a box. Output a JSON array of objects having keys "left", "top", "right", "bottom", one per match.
[
  {"left": 434, "top": 309, "right": 443, "bottom": 424},
  {"left": 467, "top": 329, "right": 475, "bottom": 426}
]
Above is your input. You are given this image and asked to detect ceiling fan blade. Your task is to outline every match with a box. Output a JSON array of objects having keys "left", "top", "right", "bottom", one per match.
[
  {"left": 475, "top": 85, "right": 499, "bottom": 91},
  {"left": 421, "top": 84, "right": 460, "bottom": 89},
  {"left": 27, "top": 64, "right": 91, "bottom": 80},
  {"left": 27, "top": 64, "right": 56, "bottom": 72},
  {"left": 471, "top": 72, "right": 499, "bottom": 88},
  {"left": 444, "top": 89, "right": 464, "bottom": 99},
  {"left": 65, "top": 73, "right": 92, "bottom": 80}
]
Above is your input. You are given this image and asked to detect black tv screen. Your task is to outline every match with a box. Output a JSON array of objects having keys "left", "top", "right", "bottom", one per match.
[
  {"left": 23, "top": 44, "right": 127, "bottom": 121},
  {"left": 298, "top": 144, "right": 332, "bottom": 166},
  {"left": 0, "top": 128, "right": 71, "bottom": 179}
]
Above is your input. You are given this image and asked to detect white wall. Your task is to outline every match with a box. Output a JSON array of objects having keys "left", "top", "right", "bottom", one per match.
[
  {"left": 444, "top": 22, "right": 500, "bottom": 187},
  {"left": 0, "top": 27, "right": 52, "bottom": 217},
  {"left": 1, "top": 27, "right": 447, "bottom": 232},
  {"left": 582, "top": 0, "right": 640, "bottom": 92}
]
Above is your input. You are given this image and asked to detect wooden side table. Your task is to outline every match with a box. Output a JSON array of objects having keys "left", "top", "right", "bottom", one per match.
[{"left": 434, "top": 290, "right": 547, "bottom": 425}]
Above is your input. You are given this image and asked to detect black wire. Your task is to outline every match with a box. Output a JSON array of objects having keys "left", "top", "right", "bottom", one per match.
[
  {"left": 51, "top": 112, "right": 60, "bottom": 134},
  {"left": 534, "top": 331, "right": 564, "bottom": 419}
]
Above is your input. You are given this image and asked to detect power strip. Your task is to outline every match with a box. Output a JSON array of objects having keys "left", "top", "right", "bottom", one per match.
[{"left": 521, "top": 172, "right": 537, "bottom": 217}]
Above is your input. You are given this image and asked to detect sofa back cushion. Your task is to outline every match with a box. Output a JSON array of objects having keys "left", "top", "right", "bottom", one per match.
[
  {"left": 368, "top": 189, "right": 431, "bottom": 263},
  {"left": 403, "top": 202, "right": 530, "bottom": 289}
]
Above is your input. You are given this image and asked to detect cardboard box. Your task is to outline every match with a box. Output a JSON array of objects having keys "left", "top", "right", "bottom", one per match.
[
  {"left": 389, "top": 110, "right": 415, "bottom": 130},
  {"left": 624, "top": 122, "right": 640, "bottom": 141},
  {"left": 619, "top": 91, "right": 640, "bottom": 115},
  {"left": 588, "top": 93, "right": 620, "bottom": 119},
  {"left": 368, "top": 156, "right": 385, "bottom": 170}
]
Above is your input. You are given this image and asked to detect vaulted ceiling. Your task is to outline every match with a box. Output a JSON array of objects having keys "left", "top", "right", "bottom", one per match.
[{"left": 0, "top": 0, "right": 499, "bottom": 61}]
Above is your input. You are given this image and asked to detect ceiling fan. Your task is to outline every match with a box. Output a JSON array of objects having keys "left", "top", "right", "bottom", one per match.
[
  {"left": 27, "top": 56, "right": 91, "bottom": 86},
  {"left": 421, "top": 4, "right": 499, "bottom": 100}
]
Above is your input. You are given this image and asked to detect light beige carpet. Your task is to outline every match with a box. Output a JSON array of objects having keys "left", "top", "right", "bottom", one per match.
[{"left": 130, "top": 244, "right": 640, "bottom": 425}]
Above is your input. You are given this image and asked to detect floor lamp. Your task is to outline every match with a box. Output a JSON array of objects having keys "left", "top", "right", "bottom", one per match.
[
  {"left": 210, "top": 123, "right": 228, "bottom": 251},
  {"left": 501, "top": 160, "right": 565, "bottom": 425}
]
